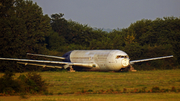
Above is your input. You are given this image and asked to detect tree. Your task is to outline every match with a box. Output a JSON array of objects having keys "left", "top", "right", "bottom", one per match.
[
  {"left": 14, "top": 0, "right": 51, "bottom": 54},
  {"left": 0, "top": 0, "right": 51, "bottom": 72},
  {"left": 50, "top": 13, "right": 68, "bottom": 36},
  {"left": 50, "top": 15, "right": 107, "bottom": 51},
  {"left": 169, "top": 31, "right": 180, "bottom": 65},
  {"left": 46, "top": 31, "right": 66, "bottom": 51},
  {"left": 107, "top": 29, "right": 125, "bottom": 49}
]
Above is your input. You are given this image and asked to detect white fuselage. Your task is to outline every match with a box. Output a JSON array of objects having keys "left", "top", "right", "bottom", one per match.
[{"left": 68, "top": 50, "right": 130, "bottom": 71}]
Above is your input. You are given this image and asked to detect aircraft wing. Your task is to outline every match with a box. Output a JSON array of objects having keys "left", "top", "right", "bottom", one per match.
[
  {"left": 27, "top": 53, "right": 66, "bottom": 60},
  {"left": 130, "top": 55, "right": 173, "bottom": 64},
  {"left": 0, "top": 57, "right": 95, "bottom": 69}
]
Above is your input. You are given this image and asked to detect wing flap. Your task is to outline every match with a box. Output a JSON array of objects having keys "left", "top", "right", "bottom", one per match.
[
  {"left": 130, "top": 55, "right": 173, "bottom": 64},
  {"left": 17, "top": 62, "right": 63, "bottom": 68}
]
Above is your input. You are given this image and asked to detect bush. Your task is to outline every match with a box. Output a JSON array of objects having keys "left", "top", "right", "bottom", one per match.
[
  {"left": 0, "top": 72, "right": 48, "bottom": 95},
  {"left": 18, "top": 72, "right": 48, "bottom": 94},
  {"left": 0, "top": 71, "right": 21, "bottom": 95},
  {"left": 151, "top": 86, "right": 160, "bottom": 93}
]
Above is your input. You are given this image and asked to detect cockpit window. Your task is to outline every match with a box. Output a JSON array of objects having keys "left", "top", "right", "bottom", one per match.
[
  {"left": 116, "top": 55, "right": 128, "bottom": 59},
  {"left": 116, "top": 56, "right": 121, "bottom": 59}
]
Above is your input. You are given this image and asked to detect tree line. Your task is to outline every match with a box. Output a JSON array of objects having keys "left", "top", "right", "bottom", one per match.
[{"left": 0, "top": 0, "right": 180, "bottom": 72}]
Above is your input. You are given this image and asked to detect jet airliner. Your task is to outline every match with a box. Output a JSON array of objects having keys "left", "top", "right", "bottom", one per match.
[{"left": 0, "top": 50, "right": 173, "bottom": 72}]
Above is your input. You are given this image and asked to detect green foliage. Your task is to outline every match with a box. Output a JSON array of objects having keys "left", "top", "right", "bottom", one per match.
[
  {"left": 118, "top": 17, "right": 179, "bottom": 70},
  {"left": 123, "top": 43, "right": 147, "bottom": 60},
  {"left": 49, "top": 13, "right": 107, "bottom": 51},
  {"left": 151, "top": 87, "right": 160, "bottom": 93},
  {"left": 0, "top": 0, "right": 51, "bottom": 72},
  {"left": 0, "top": 71, "right": 21, "bottom": 94},
  {"left": 18, "top": 72, "right": 48, "bottom": 93},
  {"left": 168, "top": 31, "right": 180, "bottom": 65},
  {"left": 51, "top": 13, "right": 68, "bottom": 35},
  {"left": 46, "top": 31, "right": 66, "bottom": 51},
  {"left": 0, "top": 72, "right": 48, "bottom": 95}
]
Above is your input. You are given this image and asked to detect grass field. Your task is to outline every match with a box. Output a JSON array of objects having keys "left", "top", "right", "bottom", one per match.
[
  {"left": 0, "top": 69, "right": 180, "bottom": 100},
  {"left": 0, "top": 93, "right": 180, "bottom": 101},
  {"left": 40, "top": 69, "right": 180, "bottom": 94}
]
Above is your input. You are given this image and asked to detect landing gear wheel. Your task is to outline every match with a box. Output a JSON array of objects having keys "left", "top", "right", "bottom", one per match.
[
  {"left": 69, "top": 66, "right": 75, "bottom": 72},
  {"left": 128, "top": 65, "right": 137, "bottom": 72},
  {"left": 119, "top": 65, "right": 137, "bottom": 72}
]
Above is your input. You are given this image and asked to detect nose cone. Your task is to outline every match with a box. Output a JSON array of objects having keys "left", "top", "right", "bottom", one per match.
[{"left": 122, "top": 58, "right": 129, "bottom": 67}]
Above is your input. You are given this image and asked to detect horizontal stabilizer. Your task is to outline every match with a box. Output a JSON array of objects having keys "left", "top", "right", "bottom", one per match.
[
  {"left": 130, "top": 55, "right": 173, "bottom": 64},
  {"left": 27, "top": 53, "right": 65, "bottom": 60}
]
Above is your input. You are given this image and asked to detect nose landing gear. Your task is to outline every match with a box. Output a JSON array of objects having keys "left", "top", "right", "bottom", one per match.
[{"left": 119, "top": 65, "right": 137, "bottom": 72}]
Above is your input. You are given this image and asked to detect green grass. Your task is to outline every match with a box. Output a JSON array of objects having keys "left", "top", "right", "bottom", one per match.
[
  {"left": 0, "top": 69, "right": 180, "bottom": 100},
  {"left": 40, "top": 70, "right": 180, "bottom": 94},
  {"left": 1, "top": 69, "right": 180, "bottom": 94},
  {"left": 26, "top": 93, "right": 180, "bottom": 101},
  {"left": 1, "top": 93, "right": 180, "bottom": 101}
]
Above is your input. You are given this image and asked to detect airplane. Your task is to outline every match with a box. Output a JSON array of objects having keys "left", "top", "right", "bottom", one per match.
[{"left": 0, "top": 50, "right": 173, "bottom": 72}]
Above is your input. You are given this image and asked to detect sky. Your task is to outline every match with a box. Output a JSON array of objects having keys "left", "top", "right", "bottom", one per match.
[{"left": 32, "top": 0, "right": 180, "bottom": 29}]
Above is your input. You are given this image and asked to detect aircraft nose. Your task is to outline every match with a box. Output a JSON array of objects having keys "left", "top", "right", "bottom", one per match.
[{"left": 122, "top": 58, "right": 129, "bottom": 67}]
